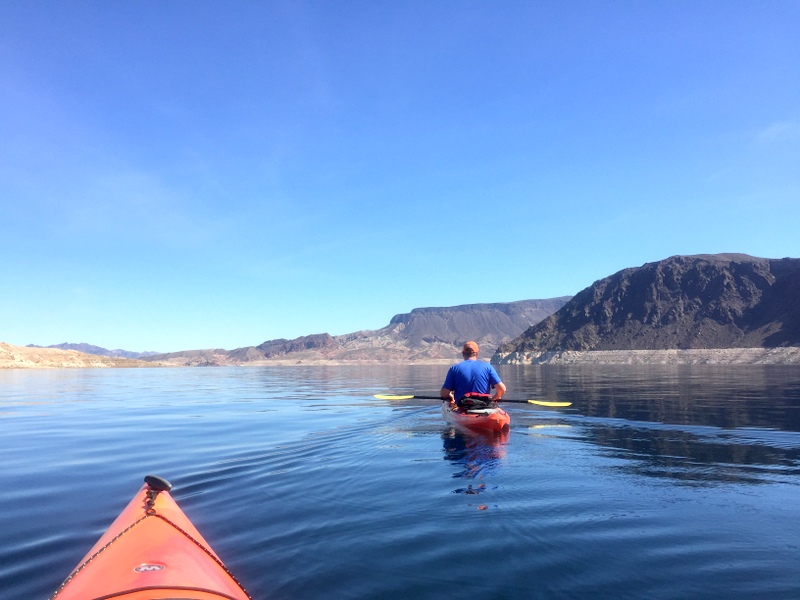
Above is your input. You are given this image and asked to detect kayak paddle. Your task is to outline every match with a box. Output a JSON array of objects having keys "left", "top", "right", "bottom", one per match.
[{"left": 374, "top": 394, "right": 571, "bottom": 407}]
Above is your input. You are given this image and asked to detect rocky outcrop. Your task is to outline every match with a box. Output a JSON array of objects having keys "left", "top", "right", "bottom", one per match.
[
  {"left": 494, "top": 254, "right": 800, "bottom": 365},
  {"left": 255, "top": 333, "right": 338, "bottom": 357},
  {"left": 139, "top": 348, "right": 230, "bottom": 367}
]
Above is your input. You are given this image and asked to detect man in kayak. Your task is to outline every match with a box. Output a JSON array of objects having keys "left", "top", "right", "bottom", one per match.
[{"left": 440, "top": 341, "right": 506, "bottom": 408}]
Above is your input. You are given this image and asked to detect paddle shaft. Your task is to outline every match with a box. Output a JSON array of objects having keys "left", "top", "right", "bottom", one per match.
[
  {"left": 419, "top": 395, "right": 544, "bottom": 404},
  {"left": 374, "top": 394, "right": 571, "bottom": 407}
]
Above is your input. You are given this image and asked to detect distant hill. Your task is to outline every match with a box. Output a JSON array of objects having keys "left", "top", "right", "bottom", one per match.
[
  {"left": 144, "top": 297, "right": 571, "bottom": 366},
  {"left": 494, "top": 254, "right": 800, "bottom": 364},
  {"left": 26, "top": 342, "right": 160, "bottom": 360},
  {"left": 2, "top": 342, "right": 161, "bottom": 369}
]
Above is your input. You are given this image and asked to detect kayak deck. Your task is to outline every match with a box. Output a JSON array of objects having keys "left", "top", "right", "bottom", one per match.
[
  {"left": 442, "top": 401, "right": 510, "bottom": 433},
  {"left": 51, "top": 475, "right": 250, "bottom": 600}
]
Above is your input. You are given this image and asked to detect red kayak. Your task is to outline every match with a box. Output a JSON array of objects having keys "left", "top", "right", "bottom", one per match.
[
  {"left": 442, "top": 400, "right": 510, "bottom": 433},
  {"left": 50, "top": 475, "right": 251, "bottom": 600}
]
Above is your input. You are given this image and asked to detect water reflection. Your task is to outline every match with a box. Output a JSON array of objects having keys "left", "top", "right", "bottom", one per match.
[
  {"left": 583, "top": 420, "right": 800, "bottom": 485},
  {"left": 441, "top": 427, "right": 508, "bottom": 486},
  {"left": 502, "top": 364, "right": 800, "bottom": 486},
  {"left": 504, "top": 364, "right": 800, "bottom": 431}
]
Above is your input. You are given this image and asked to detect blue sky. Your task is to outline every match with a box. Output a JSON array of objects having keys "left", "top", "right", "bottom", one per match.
[{"left": 2, "top": 1, "right": 798, "bottom": 352}]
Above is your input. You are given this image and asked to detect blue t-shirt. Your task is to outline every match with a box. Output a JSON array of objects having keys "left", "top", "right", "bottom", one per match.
[{"left": 442, "top": 360, "right": 502, "bottom": 400}]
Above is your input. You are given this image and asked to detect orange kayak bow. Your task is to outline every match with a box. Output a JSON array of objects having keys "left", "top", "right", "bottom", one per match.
[{"left": 50, "top": 475, "right": 251, "bottom": 600}]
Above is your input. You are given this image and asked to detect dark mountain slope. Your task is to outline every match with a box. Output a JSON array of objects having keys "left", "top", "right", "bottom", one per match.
[{"left": 494, "top": 254, "right": 800, "bottom": 362}]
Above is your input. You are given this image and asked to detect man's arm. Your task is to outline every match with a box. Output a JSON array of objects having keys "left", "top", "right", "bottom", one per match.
[
  {"left": 492, "top": 382, "right": 507, "bottom": 402},
  {"left": 440, "top": 387, "right": 455, "bottom": 401}
]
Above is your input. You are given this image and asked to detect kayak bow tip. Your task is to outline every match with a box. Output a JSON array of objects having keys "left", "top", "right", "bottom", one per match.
[{"left": 144, "top": 474, "right": 173, "bottom": 492}]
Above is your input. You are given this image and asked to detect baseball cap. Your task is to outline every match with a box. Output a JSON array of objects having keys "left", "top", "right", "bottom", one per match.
[{"left": 462, "top": 341, "right": 479, "bottom": 355}]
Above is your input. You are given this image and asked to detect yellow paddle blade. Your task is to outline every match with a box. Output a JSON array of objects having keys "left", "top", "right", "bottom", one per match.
[
  {"left": 528, "top": 400, "right": 572, "bottom": 407},
  {"left": 374, "top": 394, "right": 415, "bottom": 400}
]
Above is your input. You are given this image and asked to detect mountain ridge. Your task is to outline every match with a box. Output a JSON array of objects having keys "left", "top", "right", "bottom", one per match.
[
  {"left": 143, "top": 297, "right": 571, "bottom": 366},
  {"left": 26, "top": 342, "right": 160, "bottom": 360},
  {"left": 13, "top": 253, "right": 800, "bottom": 368}
]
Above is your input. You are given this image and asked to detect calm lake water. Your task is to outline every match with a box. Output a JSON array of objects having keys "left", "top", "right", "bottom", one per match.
[{"left": 1, "top": 364, "right": 799, "bottom": 599}]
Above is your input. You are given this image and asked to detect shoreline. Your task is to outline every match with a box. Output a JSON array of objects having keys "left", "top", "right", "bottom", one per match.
[{"left": 495, "top": 347, "right": 800, "bottom": 365}]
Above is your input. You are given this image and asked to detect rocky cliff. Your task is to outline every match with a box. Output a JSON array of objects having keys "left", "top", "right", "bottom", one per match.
[
  {"left": 385, "top": 298, "right": 568, "bottom": 347},
  {"left": 494, "top": 254, "right": 800, "bottom": 364},
  {"left": 145, "top": 297, "right": 570, "bottom": 366}
]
